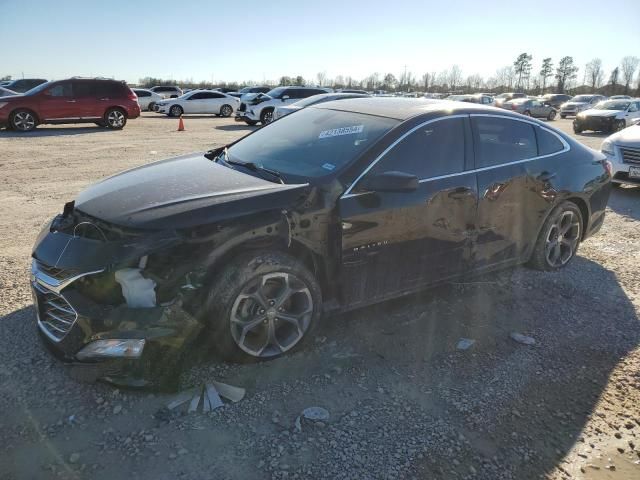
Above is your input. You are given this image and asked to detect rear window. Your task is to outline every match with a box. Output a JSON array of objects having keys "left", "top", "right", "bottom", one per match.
[
  {"left": 537, "top": 127, "right": 565, "bottom": 156},
  {"left": 472, "top": 116, "right": 537, "bottom": 168}
]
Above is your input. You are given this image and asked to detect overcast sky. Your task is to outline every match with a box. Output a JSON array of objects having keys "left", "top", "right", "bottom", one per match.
[{"left": 1, "top": 0, "right": 639, "bottom": 84}]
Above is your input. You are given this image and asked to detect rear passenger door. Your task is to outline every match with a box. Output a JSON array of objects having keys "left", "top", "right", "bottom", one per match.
[
  {"left": 200, "top": 92, "right": 226, "bottom": 113},
  {"left": 471, "top": 115, "right": 563, "bottom": 269},
  {"left": 339, "top": 116, "right": 477, "bottom": 305}
]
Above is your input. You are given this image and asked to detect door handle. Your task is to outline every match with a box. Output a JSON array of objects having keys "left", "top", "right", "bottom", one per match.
[
  {"left": 536, "top": 171, "right": 556, "bottom": 182},
  {"left": 66, "top": 100, "right": 76, "bottom": 103},
  {"left": 447, "top": 187, "right": 474, "bottom": 199}
]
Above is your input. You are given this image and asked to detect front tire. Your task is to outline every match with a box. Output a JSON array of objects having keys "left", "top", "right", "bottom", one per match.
[
  {"left": 615, "top": 119, "right": 626, "bottom": 131},
  {"left": 573, "top": 122, "right": 583, "bottom": 134},
  {"left": 204, "top": 251, "right": 322, "bottom": 363},
  {"left": 528, "top": 201, "right": 583, "bottom": 271},
  {"left": 10, "top": 109, "right": 37, "bottom": 132},
  {"left": 523, "top": 110, "right": 532, "bottom": 117},
  {"left": 104, "top": 108, "right": 126, "bottom": 129},
  {"left": 148, "top": 102, "right": 156, "bottom": 112},
  {"left": 220, "top": 104, "right": 233, "bottom": 117},
  {"left": 260, "top": 108, "right": 274, "bottom": 125},
  {"left": 169, "top": 105, "right": 183, "bottom": 117}
]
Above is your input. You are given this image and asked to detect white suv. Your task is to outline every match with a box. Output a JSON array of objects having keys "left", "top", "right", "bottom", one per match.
[{"left": 235, "top": 86, "right": 330, "bottom": 125}]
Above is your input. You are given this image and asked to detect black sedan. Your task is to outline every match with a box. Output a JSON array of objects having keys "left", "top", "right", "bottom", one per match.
[{"left": 30, "top": 98, "right": 612, "bottom": 388}]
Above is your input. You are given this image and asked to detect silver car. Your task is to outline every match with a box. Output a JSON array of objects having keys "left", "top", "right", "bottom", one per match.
[
  {"left": 601, "top": 122, "right": 640, "bottom": 187},
  {"left": 502, "top": 98, "right": 557, "bottom": 120},
  {"left": 559, "top": 94, "right": 606, "bottom": 118}
]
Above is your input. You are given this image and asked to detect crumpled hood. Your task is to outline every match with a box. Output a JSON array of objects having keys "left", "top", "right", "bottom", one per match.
[
  {"left": 607, "top": 125, "right": 640, "bottom": 147},
  {"left": 75, "top": 153, "right": 309, "bottom": 229},
  {"left": 580, "top": 109, "right": 620, "bottom": 118}
]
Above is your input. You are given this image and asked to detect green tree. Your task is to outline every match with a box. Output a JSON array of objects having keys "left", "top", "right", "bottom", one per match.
[
  {"left": 555, "top": 56, "right": 578, "bottom": 93},
  {"left": 539, "top": 58, "right": 553, "bottom": 93},
  {"left": 513, "top": 53, "right": 532, "bottom": 91}
]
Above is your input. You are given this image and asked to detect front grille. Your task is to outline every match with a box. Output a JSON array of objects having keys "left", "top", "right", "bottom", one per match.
[
  {"left": 621, "top": 147, "right": 640, "bottom": 165},
  {"left": 36, "top": 260, "right": 78, "bottom": 282},
  {"left": 33, "top": 282, "right": 77, "bottom": 341},
  {"left": 239, "top": 103, "right": 246, "bottom": 112}
]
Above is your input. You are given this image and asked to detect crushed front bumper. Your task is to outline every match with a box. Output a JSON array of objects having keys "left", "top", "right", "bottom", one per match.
[{"left": 31, "top": 223, "right": 204, "bottom": 390}]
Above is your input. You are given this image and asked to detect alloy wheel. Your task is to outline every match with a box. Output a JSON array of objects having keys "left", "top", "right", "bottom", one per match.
[
  {"left": 229, "top": 272, "right": 313, "bottom": 358},
  {"left": 13, "top": 111, "right": 35, "bottom": 131},
  {"left": 262, "top": 110, "right": 273, "bottom": 124},
  {"left": 107, "top": 110, "right": 125, "bottom": 128},
  {"left": 545, "top": 211, "right": 580, "bottom": 268},
  {"left": 170, "top": 106, "right": 182, "bottom": 117},
  {"left": 221, "top": 105, "right": 232, "bottom": 117}
]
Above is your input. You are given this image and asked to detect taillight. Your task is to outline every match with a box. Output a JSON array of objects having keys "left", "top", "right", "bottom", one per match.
[{"left": 127, "top": 90, "right": 137, "bottom": 101}]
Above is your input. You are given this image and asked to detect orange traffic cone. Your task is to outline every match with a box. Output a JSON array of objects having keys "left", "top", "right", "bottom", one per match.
[{"left": 177, "top": 115, "right": 185, "bottom": 131}]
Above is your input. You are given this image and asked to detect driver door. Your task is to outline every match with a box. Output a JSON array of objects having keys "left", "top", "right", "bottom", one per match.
[
  {"left": 38, "top": 82, "right": 79, "bottom": 121},
  {"left": 338, "top": 116, "right": 478, "bottom": 306}
]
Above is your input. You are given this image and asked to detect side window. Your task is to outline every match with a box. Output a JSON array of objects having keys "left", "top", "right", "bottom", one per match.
[
  {"left": 74, "top": 82, "right": 96, "bottom": 97},
  {"left": 472, "top": 116, "right": 537, "bottom": 167},
  {"left": 628, "top": 102, "right": 638, "bottom": 112},
  {"left": 47, "top": 83, "right": 73, "bottom": 97},
  {"left": 188, "top": 92, "right": 205, "bottom": 100},
  {"left": 136, "top": 90, "right": 150, "bottom": 98},
  {"left": 368, "top": 118, "right": 465, "bottom": 180},
  {"left": 536, "top": 127, "right": 565, "bottom": 155},
  {"left": 209, "top": 92, "right": 225, "bottom": 99}
]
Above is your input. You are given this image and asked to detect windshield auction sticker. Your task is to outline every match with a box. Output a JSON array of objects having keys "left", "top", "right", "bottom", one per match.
[{"left": 318, "top": 125, "right": 364, "bottom": 139}]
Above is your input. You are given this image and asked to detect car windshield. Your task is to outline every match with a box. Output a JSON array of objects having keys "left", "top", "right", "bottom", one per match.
[
  {"left": 24, "top": 81, "right": 52, "bottom": 95},
  {"left": 571, "top": 95, "right": 592, "bottom": 102},
  {"left": 265, "top": 87, "right": 286, "bottom": 98},
  {"left": 594, "top": 101, "right": 630, "bottom": 111},
  {"left": 226, "top": 107, "right": 398, "bottom": 179}
]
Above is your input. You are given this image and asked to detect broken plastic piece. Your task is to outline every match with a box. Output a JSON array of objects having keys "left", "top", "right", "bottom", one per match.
[
  {"left": 205, "top": 383, "right": 224, "bottom": 410},
  {"left": 211, "top": 380, "right": 245, "bottom": 403},
  {"left": 188, "top": 388, "right": 201, "bottom": 413},
  {"left": 510, "top": 332, "right": 536, "bottom": 346},
  {"left": 456, "top": 338, "right": 475, "bottom": 351},
  {"left": 114, "top": 268, "right": 156, "bottom": 308},
  {"left": 302, "top": 406, "right": 330, "bottom": 421},
  {"left": 166, "top": 388, "right": 197, "bottom": 410}
]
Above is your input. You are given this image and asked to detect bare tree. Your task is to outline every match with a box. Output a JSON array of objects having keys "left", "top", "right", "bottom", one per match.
[
  {"left": 585, "top": 58, "right": 604, "bottom": 91},
  {"left": 609, "top": 67, "right": 619, "bottom": 87},
  {"left": 448, "top": 65, "right": 462, "bottom": 92},
  {"left": 539, "top": 58, "right": 553, "bottom": 93},
  {"left": 555, "top": 56, "right": 578, "bottom": 93},
  {"left": 316, "top": 71, "right": 327, "bottom": 87},
  {"left": 621, "top": 56, "right": 640, "bottom": 94}
]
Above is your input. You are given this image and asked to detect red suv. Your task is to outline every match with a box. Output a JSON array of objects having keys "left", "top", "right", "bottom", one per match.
[{"left": 0, "top": 78, "right": 140, "bottom": 132}]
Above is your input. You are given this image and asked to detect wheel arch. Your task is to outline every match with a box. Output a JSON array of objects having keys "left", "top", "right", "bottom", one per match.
[
  {"left": 564, "top": 196, "right": 590, "bottom": 240},
  {"left": 104, "top": 105, "right": 128, "bottom": 118}
]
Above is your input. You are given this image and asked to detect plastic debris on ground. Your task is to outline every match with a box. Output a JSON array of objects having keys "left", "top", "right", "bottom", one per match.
[
  {"left": 164, "top": 380, "right": 246, "bottom": 414},
  {"left": 510, "top": 332, "right": 536, "bottom": 345},
  {"left": 456, "top": 338, "right": 476, "bottom": 350}
]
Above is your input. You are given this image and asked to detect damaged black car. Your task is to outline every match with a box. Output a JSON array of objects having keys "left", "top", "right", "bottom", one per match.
[{"left": 31, "top": 98, "right": 612, "bottom": 388}]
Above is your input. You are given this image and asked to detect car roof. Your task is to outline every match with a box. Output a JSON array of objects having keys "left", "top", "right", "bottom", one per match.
[{"left": 312, "top": 97, "right": 507, "bottom": 121}]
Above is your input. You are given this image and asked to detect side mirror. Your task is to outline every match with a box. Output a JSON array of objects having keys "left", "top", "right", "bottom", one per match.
[
  {"left": 362, "top": 171, "right": 419, "bottom": 193},
  {"left": 281, "top": 95, "right": 289, "bottom": 102}
]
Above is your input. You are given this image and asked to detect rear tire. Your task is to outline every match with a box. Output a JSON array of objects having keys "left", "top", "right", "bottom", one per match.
[
  {"left": 203, "top": 251, "right": 322, "bottom": 363},
  {"left": 547, "top": 110, "right": 556, "bottom": 121},
  {"left": 148, "top": 102, "right": 156, "bottom": 112},
  {"left": 527, "top": 201, "right": 583, "bottom": 271},
  {"left": 10, "top": 109, "right": 38, "bottom": 132},
  {"left": 524, "top": 110, "right": 532, "bottom": 117},
  {"left": 573, "top": 123, "right": 583, "bottom": 134},
  {"left": 104, "top": 108, "right": 126, "bottom": 129}
]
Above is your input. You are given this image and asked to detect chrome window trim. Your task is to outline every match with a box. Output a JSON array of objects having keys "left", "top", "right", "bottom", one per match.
[{"left": 342, "top": 113, "right": 570, "bottom": 199}]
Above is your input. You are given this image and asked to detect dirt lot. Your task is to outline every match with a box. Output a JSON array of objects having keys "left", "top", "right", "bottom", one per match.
[{"left": 1, "top": 113, "right": 639, "bottom": 480}]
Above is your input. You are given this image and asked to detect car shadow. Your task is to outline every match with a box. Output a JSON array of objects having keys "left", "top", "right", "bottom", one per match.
[
  {"left": 608, "top": 184, "right": 640, "bottom": 221},
  {"left": 0, "top": 126, "right": 114, "bottom": 138},
  {"left": 188, "top": 256, "right": 638, "bottom": 478},
  {"left": 214, "top": 124, "right": 258, "bottom": 132},
  {"left": 575, "top": 131, "right": 610, "bottom": 138}
]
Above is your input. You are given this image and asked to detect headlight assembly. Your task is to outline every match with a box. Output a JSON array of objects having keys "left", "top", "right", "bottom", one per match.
[{"left": 600, "top": 140, "right": 615, "bottom": 157}]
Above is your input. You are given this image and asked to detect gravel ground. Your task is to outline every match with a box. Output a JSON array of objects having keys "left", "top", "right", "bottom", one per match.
[{"left": 0, "top": 114, "right": 638, "bottom": 480}]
